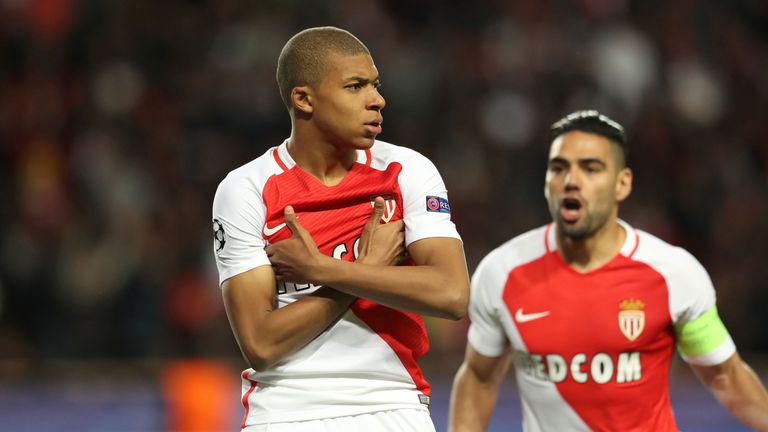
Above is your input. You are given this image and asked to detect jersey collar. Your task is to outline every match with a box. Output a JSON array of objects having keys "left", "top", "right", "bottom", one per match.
[
  {"left": 275, "top": 139, "right": 372, "bottom": 172},
  {"left": 545, "top": 219, "right": 639, "bottom": 258}
]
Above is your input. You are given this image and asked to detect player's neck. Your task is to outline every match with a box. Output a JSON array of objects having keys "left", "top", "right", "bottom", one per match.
[
  {"left": 287, "top": 134, "right": 357, "bottom": 187},
  {"left": 556, "top": 219, "right": 626, "bottom": 273}
]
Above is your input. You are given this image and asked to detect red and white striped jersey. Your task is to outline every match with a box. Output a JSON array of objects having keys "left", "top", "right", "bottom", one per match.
[
  {"left": 212, "top": 139, "right": 460, "bottom": 426},
  {"left": 468, "top": 220, "right": 736, "bottom": 432}
]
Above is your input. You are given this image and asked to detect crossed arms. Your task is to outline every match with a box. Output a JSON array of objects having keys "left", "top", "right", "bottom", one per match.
[{"left": 222, "top": 198, "right": 469, "bottom": 371}]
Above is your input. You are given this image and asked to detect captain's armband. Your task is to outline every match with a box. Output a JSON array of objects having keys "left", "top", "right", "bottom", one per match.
[{"left": 675, "top": 306, "right": 735, "bottom": 365}]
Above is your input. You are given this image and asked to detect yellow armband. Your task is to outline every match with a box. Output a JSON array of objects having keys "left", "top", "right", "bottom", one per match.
[{"left": 675, "top": 306, "right": 729, "bottom": 356}]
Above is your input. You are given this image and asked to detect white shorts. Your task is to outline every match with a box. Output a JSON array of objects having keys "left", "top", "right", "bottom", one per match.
[{"left": 242, "top": 409, "right": 436, "bottom": 432}]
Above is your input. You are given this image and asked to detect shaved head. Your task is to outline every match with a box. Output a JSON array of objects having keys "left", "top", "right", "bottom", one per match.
[
  {"left": 549, "top": 110, "right": 629, "bottom": 168},
  {"left": 276, "top": 26, "right": 371, "bottom": 110}
]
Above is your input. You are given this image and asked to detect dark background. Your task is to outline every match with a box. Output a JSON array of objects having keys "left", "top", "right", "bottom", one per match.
[{"left": 0, "top": 0, "right": 766, "bottom": 430}]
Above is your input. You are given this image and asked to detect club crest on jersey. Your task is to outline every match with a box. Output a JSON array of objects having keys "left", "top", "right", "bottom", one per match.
[
  {"left": 618, "top": 299, "right": 645, "bottom": 341},
  {"left": 426, "top": 196, "right": 450, "bottom": 213},
  {"left": 370, "top": 194, "right": 397, "bottom": 223}
]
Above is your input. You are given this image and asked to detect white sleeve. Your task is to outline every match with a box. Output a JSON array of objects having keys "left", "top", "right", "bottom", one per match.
[
  {"left": 211, "top": 175, "right": 271, "bottom": 286},
  {"left": 669, "top": 248, "right": 717, "bottom": 323},
  {"left": 467, "top": 254, "right": 508, "bottom": 357},
  {"left": 668, "top": 249, "right": 736, "bottom": 365},
  {"left": 399, "top": 152, "right": 461, "bottom": 246}
]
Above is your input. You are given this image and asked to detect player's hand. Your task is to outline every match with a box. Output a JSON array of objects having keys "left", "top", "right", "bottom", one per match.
[
  {"left": 265, "top": 205, "right": 326, "bottom": 283},
  {"left": 356, "top": 196, "right": 406, "bottom": 266}
]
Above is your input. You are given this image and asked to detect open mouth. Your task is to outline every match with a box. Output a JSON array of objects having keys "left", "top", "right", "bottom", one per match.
[
  {"left": 560, "top": 198, "right": 583, "bottom": 222},
  {"left": 563, "top": 198, "right": 581, "bottom": 211}
]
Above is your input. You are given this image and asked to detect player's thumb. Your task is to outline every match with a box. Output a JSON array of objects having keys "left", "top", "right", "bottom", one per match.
[
  {"left": 368, "top": 196, "right": 384, "bottom": 226},
  {"left": 284, "top": 205, "right": 304, "bottom": 236}
]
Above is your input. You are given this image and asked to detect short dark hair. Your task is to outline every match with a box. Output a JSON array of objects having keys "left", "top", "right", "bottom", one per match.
[
  {"left": 276, "top": 26, "right": 371, "bottom": 110},
  {"left": 549, "top": 110, "right": 629, "bottom": 166}
]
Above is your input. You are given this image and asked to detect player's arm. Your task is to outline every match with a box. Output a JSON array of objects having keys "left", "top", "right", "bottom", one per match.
[
  {"left": 222, "top": 267, "right": 353, "bottom": 372},
  {"left": 267, "top": 150, "right": 469, "bottom": 319},
  {"left": 266, "top": 206, "right": 469, "bottom": 320},
  {"left": 448, "top": 344, "right": 512, "bottom": 432},
  {"left": 321, "top": 235, "right": 468, "bottom": 319},
  {"left": 675, "top": 302, "right": 768, "bottom": 430},
  {"left": 222, "top": 202, "right": 400, "bottom": 372},
  {"left": 690, "top": 353, "right": 768, "bottom": 430}
]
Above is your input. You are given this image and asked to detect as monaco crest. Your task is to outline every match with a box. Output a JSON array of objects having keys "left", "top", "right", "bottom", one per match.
[
  {"left": 370, "top": 194, "right": 397, "bottom": 223},
  {"left": 618, "top": 299, "right": 645, "bottom": 341}
]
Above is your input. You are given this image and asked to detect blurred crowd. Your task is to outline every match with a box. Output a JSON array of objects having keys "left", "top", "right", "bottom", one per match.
[{"left": 1, "top": 0, "right": 767, "bottom": 365}]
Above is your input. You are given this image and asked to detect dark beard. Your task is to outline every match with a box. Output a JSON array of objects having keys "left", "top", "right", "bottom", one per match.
[
  {"left": 556, "top": 218, "right": 593, "bottom": 240},
  {"left": 553, "top": 209, "right": 610, "bottom": 240}
]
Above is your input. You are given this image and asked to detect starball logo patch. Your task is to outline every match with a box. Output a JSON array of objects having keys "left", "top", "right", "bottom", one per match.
[{"left": 213, "top": 219, "right": 226, "bottom": 253}]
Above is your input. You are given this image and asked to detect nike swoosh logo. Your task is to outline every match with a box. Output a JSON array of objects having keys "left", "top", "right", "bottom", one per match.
[
  {"left": 263, "top": 222, "right": 287, "bottom": 237},
  {"left": 515, "top": 308, "right": 550, "bottom": 323}
]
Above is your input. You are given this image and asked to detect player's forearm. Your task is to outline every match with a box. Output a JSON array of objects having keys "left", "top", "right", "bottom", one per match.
[
  {"left": 703, "top": 357, "right": 768, "bottom": 431},
  {"left": 226, "top": 287, "right": 354, "bottom": 371},
  {"left": 448, "top": 365, "right": 499, "bottom": 431},
  {"left": 316, "top": 257, "right": 468, "bottom": 319},
  {"left": 719, "top": 363, "right": 768, "bottom": 430}
]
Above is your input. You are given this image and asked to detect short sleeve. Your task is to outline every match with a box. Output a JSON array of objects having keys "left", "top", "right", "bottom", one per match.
[
  {"left": 467, "top": 254, "right": 509, "bottom": 357},
  {"left": 399, "top": 152, "right": 461, "bottom": 246},
  {"left": 669, "top": 250, "right": 736, "bottom": 366},
  {"left": 212, "top": 175, "right": 271, "bottom": 286}
]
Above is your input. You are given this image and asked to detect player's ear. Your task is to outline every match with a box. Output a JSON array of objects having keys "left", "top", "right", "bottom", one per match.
[
  {"left": 615, "top": 167, "right": 633, "bottom": 202},
  {"left": 291, "top": 86, "right": 313, "bottom": 114}
]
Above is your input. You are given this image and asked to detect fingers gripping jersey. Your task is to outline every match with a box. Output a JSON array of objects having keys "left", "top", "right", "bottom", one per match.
[
  {"left": 467, "top": 220, "right": 736, "bottom": 432},
  {"left": 212, "top": 140, "right": 460, "bottom": 426}
]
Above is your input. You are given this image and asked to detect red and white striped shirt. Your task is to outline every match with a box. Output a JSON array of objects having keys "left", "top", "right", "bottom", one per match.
[
  {"left": 468, "top": 221, "right": 735, "bottom": 431},
  {"left": 212, "top": 139, "right": 460, "bottom": 426}
]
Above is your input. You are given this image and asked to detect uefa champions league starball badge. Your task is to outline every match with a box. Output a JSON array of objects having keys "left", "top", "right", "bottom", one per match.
[{"left": 213, "top": 219, "right": 226, "bottom": 253}]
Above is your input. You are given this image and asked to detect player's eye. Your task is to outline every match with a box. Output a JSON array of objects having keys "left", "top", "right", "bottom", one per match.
[
  {"left": 548, "top": 164, "right": 565, "bottom": 174},
  {"left": 584, "top": 164, "right": 603, "bottom": 173}
]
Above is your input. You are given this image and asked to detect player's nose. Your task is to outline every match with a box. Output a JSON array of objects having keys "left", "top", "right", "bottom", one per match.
[
  {"left": 368, "top": 88, "right": 385, "bottom": 111},
  {"left": 564, "top": 170, "right": 582, "bottom": 189}
]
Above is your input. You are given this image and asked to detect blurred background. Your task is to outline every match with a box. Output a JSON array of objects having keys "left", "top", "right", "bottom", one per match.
[{"left": 0, "top": 0, "right": 766, "bottom": 430}]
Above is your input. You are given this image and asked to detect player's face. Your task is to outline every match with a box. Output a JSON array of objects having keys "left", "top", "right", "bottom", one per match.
[
  {"left": 309, "top": 53, "right": 385, "bottom": 150},
  {"left": 544, "top": 130, "right": 632, "bottom": 239}
]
